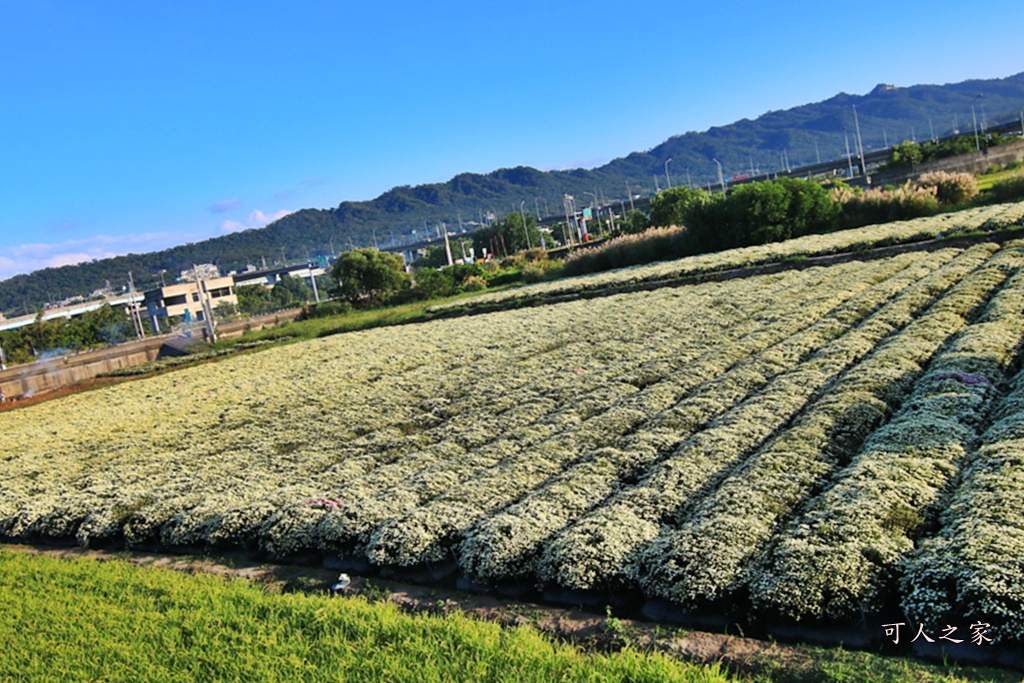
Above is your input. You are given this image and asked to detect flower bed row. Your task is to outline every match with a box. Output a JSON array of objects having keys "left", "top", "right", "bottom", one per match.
[
  {"left": 455, "top": 250, "right": 948, "bottom": 585},
  {"left": 535, "top": 244, "right": 1001, "bottom": 593},
  {"left": 640, "top": 243, "right": 1024, "bottom": 613},
  {"left": 900, "top": 351, "right": 1024, "bottom": 642}
]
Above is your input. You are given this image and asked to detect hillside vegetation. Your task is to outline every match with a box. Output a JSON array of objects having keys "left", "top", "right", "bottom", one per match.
[{"left": 3, "top": 72, "right": 1024, "bottom": 313}]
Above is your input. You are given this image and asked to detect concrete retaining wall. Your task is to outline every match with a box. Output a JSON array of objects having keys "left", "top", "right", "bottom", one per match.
[{"left": 0, "top": 307, "right": 304, "bottom": 401}]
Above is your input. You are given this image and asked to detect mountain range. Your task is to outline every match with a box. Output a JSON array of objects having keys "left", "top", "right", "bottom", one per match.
[{"left": 3, "top": 71, "right": 1024, "bottom": 315}]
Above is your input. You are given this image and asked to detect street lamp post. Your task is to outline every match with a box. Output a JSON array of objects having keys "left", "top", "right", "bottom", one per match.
[
  {"left": 844, "top": 128, "right": 854, "bottom": 178},
  {"left": 664, "top": 157, "right": 673, "bottom": 190},
  {"left": 712, "top": 158, "right": 726, "bottom": 195},
  {"left": 583, "top": 191, "right": 600, "bottom": 238},
  {"left": 972, "top": 94, "right": 982, "bottom": 152},
  {"left": 519, "top": 200, "right": 531, "bottom": 250},
  {"left": 852, "top": 104, "right": 866, "bottom": 178}
]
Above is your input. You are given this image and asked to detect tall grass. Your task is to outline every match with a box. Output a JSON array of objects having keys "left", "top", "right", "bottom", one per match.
[
  {"left": 561, "top": 226, "right": 689, "bottom": 277},
  {"left": 0, "top": 549, "right": 730, "bottom": 683}
]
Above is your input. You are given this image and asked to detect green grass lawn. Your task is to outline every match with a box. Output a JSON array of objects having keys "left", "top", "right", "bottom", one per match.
[
  {"left": 0, "top": 549, "right": 732, "bottom": 683},
  {"left": 0, "top": 549, "right": 1018, "bottom": 683}
]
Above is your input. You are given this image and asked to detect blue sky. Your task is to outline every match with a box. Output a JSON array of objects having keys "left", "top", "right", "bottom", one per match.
[{"left": 1, "top": 0, "right": 1022, "bottom": 282}]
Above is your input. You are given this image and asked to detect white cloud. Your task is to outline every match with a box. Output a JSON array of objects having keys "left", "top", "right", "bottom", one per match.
[
  {"left": 0, "top": 210, "right": 297, "bottom": 283},
  {"left": 220, "top": 219, "right": 248, "bottom": 233},
  {"left": 221, "top": 208, "right": 295, "bottom": 233},
  {"left": 0, "top": 231, "right": 207, "bottom": 283},
  {"left": 209, "top": 198, "right": 243, "bottom": 213},
  {"left": 47, "top": 252, "right": 111, "bottom": 269}
]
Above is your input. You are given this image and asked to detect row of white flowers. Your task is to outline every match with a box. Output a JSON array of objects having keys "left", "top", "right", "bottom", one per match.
[
  {"left": 0, "top": 261, "right": 827, "bottom": 554},
  {"left": 639, "top": 244, "right": 1024, "bottom": 612},
  {"left": 339, "top": 264, "right": 860, "bottom": 565},
  {"left": 534, "top": 244, "right": 1001, "bottom": 592},
  {"left": 305, "top": 274, "right": 805, "bottom": 559},
  {"left": 749, "top": 257, "right": 1024, "bottom": 625},
  {"left": 454, "top": 251, "right": 948, "bottom": 584},
  {"left": 429, "top": 201, "right": 1024, "bottom": 312},
  {"left": 900, "top": 355, "right": 1024, "bottom": 641}
]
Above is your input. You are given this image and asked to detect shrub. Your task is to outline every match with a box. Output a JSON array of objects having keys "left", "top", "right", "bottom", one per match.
[
  {"left": 462, "top": 275, "right": 487, "bottom": 292},
  {"left": 561, "top": 226, "right": 688, "bottom": 277},
  {"left": 301, "top": 300, "right": 352, "bottom": 320},
  {"left": 917, "top": 171, "right": 978, "bottom": 206},
  {"left": 841, "top": 181, "right": 940, "bottom": 226},
  {"left": 990, "top": 172, "right": 1024, "bottom": 203},
  {"left": 412, "top": 268, "right": 458, "bottom": 300}
]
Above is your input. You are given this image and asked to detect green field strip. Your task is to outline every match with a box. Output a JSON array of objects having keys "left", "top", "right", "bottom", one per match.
[{"left": 430, "top": 201, "right": 1024, "bottom": 313}]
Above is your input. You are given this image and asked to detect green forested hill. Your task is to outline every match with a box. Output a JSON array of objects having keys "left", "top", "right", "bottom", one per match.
[{"left": 3, "top": 71, "right": 1024, "bottom": 313}]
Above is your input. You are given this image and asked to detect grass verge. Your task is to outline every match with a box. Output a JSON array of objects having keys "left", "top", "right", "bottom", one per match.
[
  {"left": 0, "top": 549, "right": 1019, "bottom": 683},
  {"left": 0, "top": 549, "right": 732, "bottom": 683}
]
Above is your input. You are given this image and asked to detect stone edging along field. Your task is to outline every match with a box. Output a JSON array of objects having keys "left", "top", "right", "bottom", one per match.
[{"left": 3, "top": 203, "right": 1024, "bottom": 668}]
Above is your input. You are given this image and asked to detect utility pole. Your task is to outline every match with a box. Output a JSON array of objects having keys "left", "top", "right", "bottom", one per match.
[
  {"left": 519, "top": 201, "right": 531, "bottom": 250},
  {"left": 665, "top": 157, "right": 673, "bottom": 190},
  {"left": 193, "top": 265, "right": 217, "bottom": 344},
  {"left": 845, "top": 128, "right": 854, "bottom": 178},
  {"left": 971, "top": 94, "right": 982, "bottom": 151},
  {"left": 562, "top": 194, "right": 573, "bottom": 245},
  {"left": 713, "top": 158, "right": 726, "bottom": 196},
  {"left": 126, "top": 271, "right": 145, "bottom": 340},
  {"left": 443, "top": 223, "right": 454, "bottom": 266},
  {"left": 852, "top": 104, "right": 866, "bottom": 178}
]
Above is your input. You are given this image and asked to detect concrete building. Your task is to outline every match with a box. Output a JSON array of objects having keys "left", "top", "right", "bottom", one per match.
[{"left": 143, "top": 276, "right": 236, "bottom": 333}]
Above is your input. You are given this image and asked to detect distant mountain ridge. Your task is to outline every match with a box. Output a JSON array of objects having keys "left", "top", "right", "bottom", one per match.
[{"left": 3, "top": 71, "right": 1024, "bottom": 313}]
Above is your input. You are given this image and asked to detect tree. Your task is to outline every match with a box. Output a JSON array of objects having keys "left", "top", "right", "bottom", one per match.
[
  {"left": 888, "top": 141, "right": 923, "bottom": 168},
  {"left": 415, "top": 237, "right": 473, "bottom": 269},
  {"left": 616, "top": 210, "right": 651, "bottom": 236},
  {"left": 331, "top": 248, "right": 411, "bottom": 308},
  {"left": 270, "top": 274, "right": 313, "bottom": 308},
  {"left": 648, "top": 186, "right": 710, "bottom": 228},
  {"left": 235, "top": 284, "right": 271, "bottom": 315},
  {"left": 471, "top": 213, "right": 542, "bottom": 258}
]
